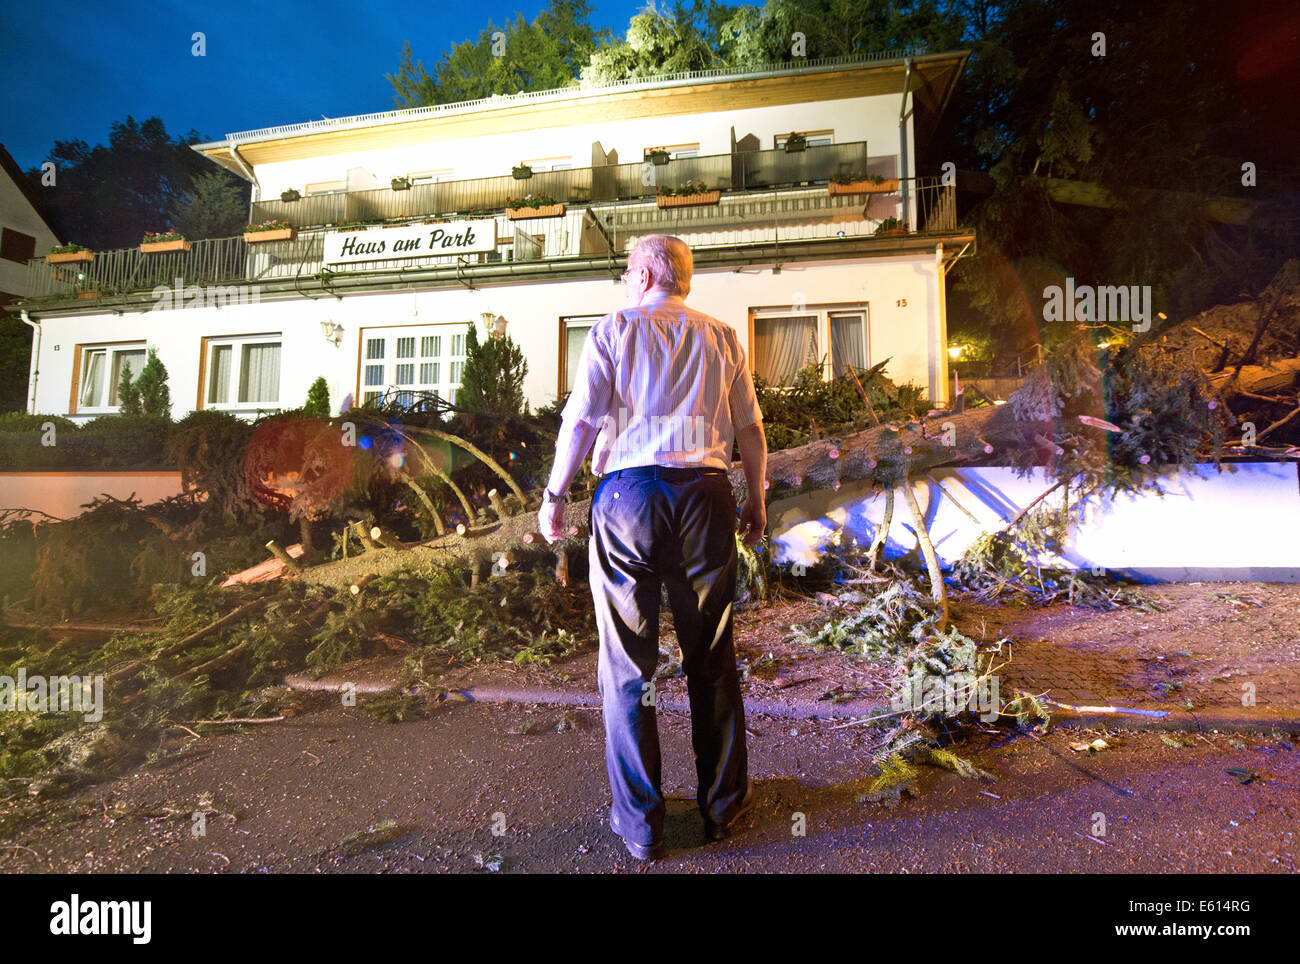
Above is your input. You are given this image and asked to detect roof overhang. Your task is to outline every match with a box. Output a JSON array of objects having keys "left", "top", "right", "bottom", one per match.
[{"left": 193, "top": 50, "right": 969, "bottom": 177}]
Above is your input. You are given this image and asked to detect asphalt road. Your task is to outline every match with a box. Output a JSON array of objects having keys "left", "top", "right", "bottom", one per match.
[{"left": 2, "top": 701, "right": 1297, "bottom": 874}]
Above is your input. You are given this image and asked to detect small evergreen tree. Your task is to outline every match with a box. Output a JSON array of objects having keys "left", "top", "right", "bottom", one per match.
[
  {"left": 131, "top": 347, "right": 171, "bottom": 419},
  {"left": 304, "top": 377, "right": 331, "bottom": 417},
  {"left": 457, "top": 320, "right": 527, "bottom": 417},
  {"left": 117, "top": 363, "right": 142, "bottom": 416}
]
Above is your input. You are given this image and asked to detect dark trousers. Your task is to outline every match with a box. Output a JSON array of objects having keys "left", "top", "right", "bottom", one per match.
[{"left": 587, "top": 465, "right": 752, "bottom": 846}]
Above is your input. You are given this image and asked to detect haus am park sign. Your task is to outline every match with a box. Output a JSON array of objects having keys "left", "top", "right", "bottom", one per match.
[{"left": 323, "top": 220, "right": 497, "bottom": 265}]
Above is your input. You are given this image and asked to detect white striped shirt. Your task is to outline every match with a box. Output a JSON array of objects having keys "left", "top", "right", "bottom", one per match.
[{"left": 561, "top": 292, "right": 763, "bottom": 476}]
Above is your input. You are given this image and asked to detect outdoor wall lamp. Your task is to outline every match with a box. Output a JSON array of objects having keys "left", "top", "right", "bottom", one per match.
[
  {"left": 481, "top": 312, "right": 508, "bottom": 338},
  {"left": 321, "top": 320, "right": 343, "bottom": 346}
]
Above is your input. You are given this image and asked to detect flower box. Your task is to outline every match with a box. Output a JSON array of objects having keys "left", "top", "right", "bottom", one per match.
[
  {"left": 47, "top": 250, "right": 94, "bottom": 264},
  {"left": 139, "top": 239, "right": 191, "bottom": 254},
  {"left": 512, "top": 166, "right": 534, "bottom": 180},
  {"left": 244, "top": 227, "right": 297, "bottom": 243},
  {"left": 506, "top": 203, "right": 565, "bottom": 220},
  {"left": 875, "top": 227, "right": 908, "bottom": 238},
  {"left": 656, "top": 190, "right": 721, "bottom": 209},
  {"left": 830, "top": 178, "right": 898, "bottom": 196}
]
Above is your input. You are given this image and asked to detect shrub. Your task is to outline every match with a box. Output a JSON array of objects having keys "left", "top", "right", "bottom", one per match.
[{"left": 304, "top": 377, "right": 331, "bottom": 418}]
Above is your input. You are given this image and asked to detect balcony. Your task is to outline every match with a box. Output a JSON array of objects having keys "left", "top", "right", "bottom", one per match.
[
  {"left": 23, "top": 143, "right": 961, "bottom": 307},
  {"left": 251, "top": 142, "right": 877, "bottom": 226}
]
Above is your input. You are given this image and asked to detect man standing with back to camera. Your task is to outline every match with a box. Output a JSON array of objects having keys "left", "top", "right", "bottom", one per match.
[{"left": 539, "top": 234, "right": 768, "bottom": 861}]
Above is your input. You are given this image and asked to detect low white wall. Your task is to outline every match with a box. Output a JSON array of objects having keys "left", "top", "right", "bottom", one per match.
[
  {"left": 0, "top": 471, "right": 185, "bottom": 520},
  {"left": 769, "top": 462, "right": 1300, "bottom": 583}
]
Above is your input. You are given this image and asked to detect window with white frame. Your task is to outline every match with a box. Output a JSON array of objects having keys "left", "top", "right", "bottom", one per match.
[
  {"left": 409, "top": 169, "right": 456, "bottom": 184},
  {"left": 521, "top": 156, "right": 574, "bottom": 172},
  {"left": 77, "top": 343, "right": 147, "bottom": 412},
  {"left": 204, "top": 335, "right": 282, "bottom": 409},
  {"left": 360, "top": 325, "right": 469, "bottom": 408},
  {"left": 751, "top": 304, "right": 868, "bottom": 386},
  {"left": 644, "top": 143, "right": 701, "bottom": 160},
  {"left": 305, "top": 180, "right": 347, "bottom": 195},
  {"left": 775, "top": 131, "right": 834, "bottom": 149},
  {"left": 560, "top": 315, "right": 604, "bottom": 396}
]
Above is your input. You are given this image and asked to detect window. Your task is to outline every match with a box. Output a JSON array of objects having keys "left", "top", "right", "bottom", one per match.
[
  {"left": 752, "top": 315, "right": 819, "bottom": 386},
  {"left": 829, "top": 311, "right": 868, "bottom": 376},
  {"left": 1, "top": 228, "right": 37, "bottom": 264},
  {"left": 359, "top": 325, "right": 469, "bottom": 407},
  {"left": 305, "top": 180, "right": 347, "bottom": 195},
  {"left": 521, "top": 157, "right": 574, "bottom": 172},
  {"left": 751, "top": 305, "right": 868, "bottom": 385},
  {"left": 644, "top": 143, "right": 700, "bottom": 160},
  {"left": 204, "top": 335, "right": 282, "bottom": 409},
  {"left": 560, "top": 315, "right": 604, "bottom": 395},
  {"left": 409, "top": 169, "right": 456, "bottom": 184},
  {"left": 76, "top": 344, "right": 147, "bottom": 411},
  {"left": 775, "top": 131, "right": 834, "bottom": 149}
]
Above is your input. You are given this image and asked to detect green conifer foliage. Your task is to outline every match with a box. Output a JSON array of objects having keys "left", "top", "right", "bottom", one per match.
[
  {"left": 457, "top": 321, "right": 527, "bottom": 418},
  {"left": 304, "top": 377, "right": 331, "bottom": 418}
]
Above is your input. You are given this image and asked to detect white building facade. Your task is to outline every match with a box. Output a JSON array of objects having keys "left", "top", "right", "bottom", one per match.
[{"left": 19, "top": 51, "right": 972, "bottom": 422}]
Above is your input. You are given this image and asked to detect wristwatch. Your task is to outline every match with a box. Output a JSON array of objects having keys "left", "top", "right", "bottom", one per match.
[{"left": 543, "top": 485, "right": 567, "bottom": 504}]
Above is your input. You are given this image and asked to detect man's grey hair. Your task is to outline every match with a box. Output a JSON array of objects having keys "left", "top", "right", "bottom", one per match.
[{"left": 628, "top": 235, "right": 693, "bottom": 296}]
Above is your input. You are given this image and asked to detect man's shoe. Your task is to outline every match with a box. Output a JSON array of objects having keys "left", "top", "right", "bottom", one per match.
[
  {"left": 703, "top": 806, "right": 753, "bottom": 843},
  {"left": 611, "top": 812, "right": 666, "bottom": 861},
  {"left": 621, "top": 837, "right": 668, "bottom": 861}
]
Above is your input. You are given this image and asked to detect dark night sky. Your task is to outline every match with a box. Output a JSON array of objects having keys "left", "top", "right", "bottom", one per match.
[{"left": 0, "top": 0, "right": 648, "bottom": 170}]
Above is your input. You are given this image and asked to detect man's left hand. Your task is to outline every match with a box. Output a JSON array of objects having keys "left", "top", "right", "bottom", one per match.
[{"left": 539, "top": 499, "right": 566, "bottom": 544}]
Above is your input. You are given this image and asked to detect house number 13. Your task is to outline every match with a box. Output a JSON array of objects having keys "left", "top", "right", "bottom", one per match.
[{"left": 896, "top": 299, "right": 907, "bottom": 307}]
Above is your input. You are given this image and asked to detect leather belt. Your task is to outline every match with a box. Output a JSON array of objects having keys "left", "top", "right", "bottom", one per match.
[{"left": 604, "top": 465, "right": 728, "bottom": 482}]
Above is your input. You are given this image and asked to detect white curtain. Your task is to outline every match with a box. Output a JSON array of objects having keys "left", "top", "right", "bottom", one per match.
[
  {"left": 755, "top": 316, "right": 817, "bottom": 385},
  {"left": 565, "top": 325, "right": 593, "bottom": 393},
  {"left": 79, "top": 351, "right": 104, "bottom": 407},
  {"left": 109, "top": 350, "right": 146, "bottom": 406},
  {"left": 208, "top": 345, "right": 232, "bottom": 403},
  {"left": 239, "top": 342, "right": 281, "bottom": 403},
  {"left": 830, "top": 312, "right": 867, "bottom": 376}
]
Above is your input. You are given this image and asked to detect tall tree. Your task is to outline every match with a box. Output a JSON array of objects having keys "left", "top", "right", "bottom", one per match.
[
  {"left": 388, "top": 0, "right": 613, "bottom": 106},
  {"left": 24, "top": 116, "right": 221, "bottom": 250},
  {"left": 582, "top": 0, "right": 722, "bottom": 83},
  {"left": 933, "top": 0, "right": 1300, "bottom": 363},
  {"left": 169, "top": 170, "right": 249, "bottom": 240},
  {"left": 0, "top": 315, "right": 32, "bottom": 413}
]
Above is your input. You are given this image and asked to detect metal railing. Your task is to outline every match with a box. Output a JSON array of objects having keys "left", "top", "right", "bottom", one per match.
[
  {"left": 251, "top": 142, "right": 875, "bottom": 227},
  {"left": 25, "top": 173, "right": 959, "bottom": 304}
]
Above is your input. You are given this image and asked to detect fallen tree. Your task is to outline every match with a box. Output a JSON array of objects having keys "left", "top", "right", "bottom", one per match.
[{"left": 298, "top": 338, "right": 1298, "bottom": 591}]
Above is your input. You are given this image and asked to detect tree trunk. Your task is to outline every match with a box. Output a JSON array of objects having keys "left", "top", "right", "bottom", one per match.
[{"left": 299, "top": 353, "right": 1300, "bottom": 587}]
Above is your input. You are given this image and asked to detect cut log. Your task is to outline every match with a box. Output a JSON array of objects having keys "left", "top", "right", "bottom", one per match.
[
  {"left": 369, "top": 526, "right": 407, "bottom": 552},
  {"left": 352, "top": 521, "right": 379, "bottom": 550}
]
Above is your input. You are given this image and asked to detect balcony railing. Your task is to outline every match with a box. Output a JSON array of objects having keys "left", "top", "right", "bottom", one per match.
[
  {"left": 24, "top": 174, "right": 959, "bottom": 304},
  {"left": 252, "top": 142, "right": 875, "bottom": 227}
]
